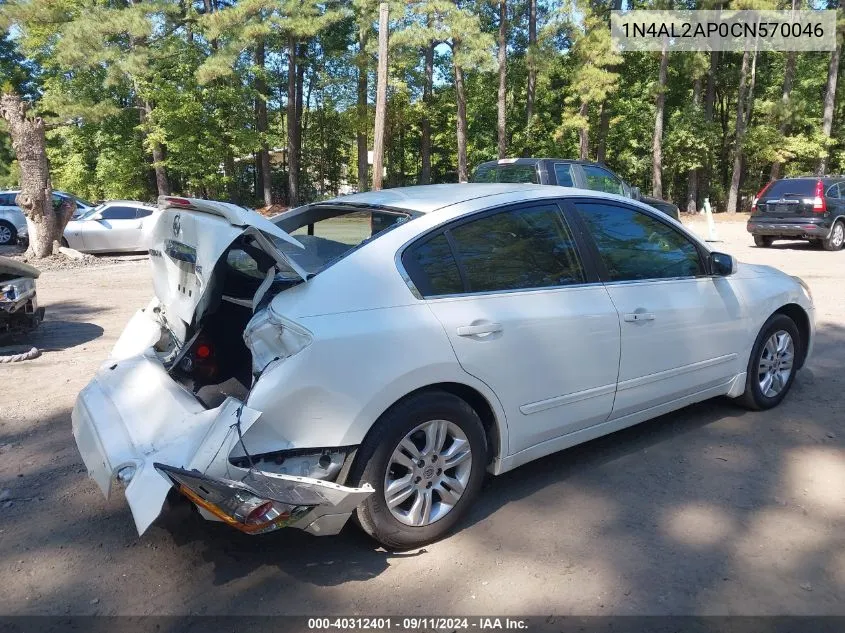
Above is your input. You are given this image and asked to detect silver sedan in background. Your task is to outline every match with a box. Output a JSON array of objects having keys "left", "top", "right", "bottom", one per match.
[{"left": 63, "top": 201, "right": 159, "bottom": 253}]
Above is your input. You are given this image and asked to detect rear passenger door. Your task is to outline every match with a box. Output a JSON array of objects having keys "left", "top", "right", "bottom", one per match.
[{"left": 402, "top": 201, "right": 621, "bottom": 456}]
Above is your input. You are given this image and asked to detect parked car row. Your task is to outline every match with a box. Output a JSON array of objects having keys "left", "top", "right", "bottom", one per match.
[{"left": 0, "top": 191, "right": 159, "bottom": 252}]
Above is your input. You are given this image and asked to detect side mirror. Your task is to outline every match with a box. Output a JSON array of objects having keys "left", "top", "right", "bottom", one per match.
[{"left": 709, "top": 251, "right": 736, "bottom": 276}]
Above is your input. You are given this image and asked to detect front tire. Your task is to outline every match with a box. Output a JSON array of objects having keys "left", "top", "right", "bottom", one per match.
[
  {"left": 753, "top": 235, "right": 773, "bottom": 248},
  {"left": 737, "top": 314, "right": 801, "bottom": 411},
  {"left": 0, "top": 221, "right": 17, "bottom": 246},
  {"left": 350, "top": 390, "right": 487, "bottom": 549},
  {"left": 822, "top": 220, "right": 844, "bottom": 251}
]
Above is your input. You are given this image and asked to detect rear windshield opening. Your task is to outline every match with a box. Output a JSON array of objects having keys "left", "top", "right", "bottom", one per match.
[
  {"left": 271, "top": 206, "right": 414, "bottom": 277},
  {"left": 473, "top": 164, "right": 539, "bottom": 184}
]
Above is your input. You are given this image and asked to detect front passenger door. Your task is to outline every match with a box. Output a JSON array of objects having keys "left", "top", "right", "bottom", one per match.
[
  {"left": 571, "top": 200, "right": 747, "bottom": 419},
  {"left": 83, "top": 205, "right": 142, "bottom": 252},
  {"left": 402, "top": 202, "right": 621, "bottom": 456}
]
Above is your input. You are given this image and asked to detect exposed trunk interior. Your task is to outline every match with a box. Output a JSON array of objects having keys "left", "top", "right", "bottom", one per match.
[{"left": 168, "top": 235, "right": 298, "bottom": 409}]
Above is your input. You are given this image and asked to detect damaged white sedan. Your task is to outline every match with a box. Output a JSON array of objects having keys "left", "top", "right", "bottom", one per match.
[{"left": 73, "top": 185, "right": 814, "bottom": 548}]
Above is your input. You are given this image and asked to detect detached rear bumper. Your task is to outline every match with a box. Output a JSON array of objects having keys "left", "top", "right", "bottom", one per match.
[
  {"left": 747, "top": 219, "right": 830, "bottom": 238},
  {"left": 72, "top": 353, "right": 372, "bottom": 537}
]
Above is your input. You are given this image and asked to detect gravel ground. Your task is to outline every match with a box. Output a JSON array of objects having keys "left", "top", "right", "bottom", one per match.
[
  {"left": 0, "top": 244, "right": 148, "bottom": 272},
  {"left": 1, "top": 216, "right": 844, "bottom": 617}
]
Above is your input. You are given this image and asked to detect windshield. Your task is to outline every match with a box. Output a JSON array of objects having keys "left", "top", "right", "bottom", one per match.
[
  {"left": 761, "top": 179, "right": 818, "bottom": 198},
  {"left": 266, "top": 206, "right": 413, "bottom": 279},
  {"left": 473, "top": 163, "right": 539, "bottom": 184}
]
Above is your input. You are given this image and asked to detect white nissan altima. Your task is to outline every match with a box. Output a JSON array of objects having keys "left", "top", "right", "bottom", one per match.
[{"left": 72, "top": 185, "right": 814, "bottom": 548}]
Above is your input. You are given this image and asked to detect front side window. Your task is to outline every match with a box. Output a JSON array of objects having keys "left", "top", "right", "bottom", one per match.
[
  {"left": 576, "top": 202, "right": 703, "bottom": 281},
  {"left": 582, "top": 166, "right": 624, "bottom": 196},
  {"left": 553, "top": 164, "right": 575, "bottom": 187}
]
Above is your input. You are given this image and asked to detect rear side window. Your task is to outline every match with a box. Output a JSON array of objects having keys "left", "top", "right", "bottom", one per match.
[
  {"left": 0, "top": 193, "right": 16, "bottom": 206},
  {"left": 576, "top": 202, "right": 703, "bottom": 281},
  {"left": 826, "top": 183, "right": 840, "bottom": 199},
  {"left": 137, "top": 208, "right": 154, "bottom": 218},
  {"left": 472, "top": 164, "right": 539, "bottom": 184},
  {"left": 404, "top": 204, "right": 585, "bottom": 297},
  {"left": 100, "top": 206, "right": 138, "bottom": 220},
  {"left": 553, "top": 164, "right": 575, "bottom": 187},
  {"left": 405, "top": 234, "right": 463, "bottom": 296}
]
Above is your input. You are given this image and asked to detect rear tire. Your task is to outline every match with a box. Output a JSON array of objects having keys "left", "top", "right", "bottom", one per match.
[
  {"left": 736, "top": 314, "right": 801, "bottom": 411},
  {"left": 0, "top": 221, "right": 17, "bottom": 246},
  {"left": 753, "top": 235, "right": 773, "bottom": 248},
  {"left": 349, "top": 390, "right": 487, "bottom": 550},
  {"left": 821, "top": 220, "right": 844, "bottom": 251}
]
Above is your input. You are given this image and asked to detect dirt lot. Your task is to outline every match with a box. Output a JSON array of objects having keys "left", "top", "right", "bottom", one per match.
[{"left": 1, "top": 216, "right": 844, "bottom": 616}]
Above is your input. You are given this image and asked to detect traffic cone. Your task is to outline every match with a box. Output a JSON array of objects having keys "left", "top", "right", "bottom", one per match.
[{"left": 704, "top": 197, "right": 720, "bottom": 242}]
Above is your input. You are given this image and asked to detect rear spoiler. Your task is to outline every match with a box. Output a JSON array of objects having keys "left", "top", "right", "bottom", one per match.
[{"left": 157, "top": 196, "right": 303, "bottom": 247}]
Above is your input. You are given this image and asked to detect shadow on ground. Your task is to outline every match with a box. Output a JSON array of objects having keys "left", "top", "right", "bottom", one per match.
[{"left": 2, "top": 323, "right": 844, "bottom": 616}]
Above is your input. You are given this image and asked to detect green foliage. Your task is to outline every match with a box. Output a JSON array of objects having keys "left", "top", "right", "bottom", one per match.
[{"left": 0, "top": 0, "right": 842, "bottom": 210}]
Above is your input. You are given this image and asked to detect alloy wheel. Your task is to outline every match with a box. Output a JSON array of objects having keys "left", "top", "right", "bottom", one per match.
[
  {"left": 383, "top": 419, "right": 472, "bottom": 527},
  {"left": 0, "top": 225, "right": 12, "bottom": 245},
  {"left": 833, "top": 223, "right": 844, "bottom": 248},
  {"left": 757, "top": 330, "right": 794, "bottom": 398}
]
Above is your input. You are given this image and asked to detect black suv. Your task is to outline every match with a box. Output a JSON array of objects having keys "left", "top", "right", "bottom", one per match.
[
  {"left": 472, "top": 158, "right": 681, "bottom": 220},
  {"left": 747, "top": 176, "right": 845, "bottom": 251}
]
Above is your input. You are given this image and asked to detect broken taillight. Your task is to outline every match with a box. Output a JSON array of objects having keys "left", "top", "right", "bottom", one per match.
[
  {"left": 154, "top": 464, "right": 320, "bottom": 535},
  {"left": 812, "top": 179, "right": 826, "bottom": 213}
]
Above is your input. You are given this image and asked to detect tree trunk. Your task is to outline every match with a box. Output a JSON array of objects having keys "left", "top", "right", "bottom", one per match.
[
  {"left": 818, "top": 31, "right": 841, "bottom": 175},
  {"left": 726, "top": 48, "right": 752, "bottom": 214},
  {"left": 141, "top": 100, "right": 170, "bottom": 196},
  {"left": 770, "top": 49, "right": 796, "bottom": 181},
  {"left": 296, "top": 41, "right": 306, "bottom": 179},
  {"left": 287, "top": 36, "right": 299, "bottom": 207},
  {"left": 0, "top": 93, "right": 68, "bottom": 258},
  {"left": 771, "top": 0, "right": 799, "bottom": 181},
  {"left": 356, "top": 26, "right": 369, "bottom": 192},
  {"left": 700, "top": 49, "right": 719, "bottom": 203},
  {"left": 578, "top": 100, "right": 589, "bottom": 160},
  {"left": 497, "top": 0, "right": 507, "bottom": 159},
  {"left": 372, "top": 2, "right": 389, "bottom": 191},
  {"left": 687, "top": 77, "right": 702, "bottom": 213},
  {"left": 652, "top": 40, "right": 669, "bottom": 199},
  {"left": 420, "top": 36, "right": 434, "bottom": 184},
  {"left": 525, "top": 0, "right": 536, "bottom": 128},
  {"left": 255, "top": 41, "right": 272, "bottom": 207},
  {"left": 454, "top": 41, "right": 469, "bottom": 183},
  {"left": 596, "top": 102, "right": 610, "bottom": 164}
]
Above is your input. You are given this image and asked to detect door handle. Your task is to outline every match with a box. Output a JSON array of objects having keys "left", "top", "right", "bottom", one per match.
[
  {"left": 623, "top": 312, "right": 656, "bottom": 322},
  {"left": 456, "top": 322, "right": 503, "bottom": 337}
]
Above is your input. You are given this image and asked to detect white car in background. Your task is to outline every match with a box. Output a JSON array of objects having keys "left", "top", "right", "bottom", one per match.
[
  {"left": 72, "top": 186, "right": 814, "bottom": 549},
  {"left": 0, "top": 190, "right": 95, "bottom": 246},
  {"left": 63, "top": 201, "right": 159, "bottom": 253}
]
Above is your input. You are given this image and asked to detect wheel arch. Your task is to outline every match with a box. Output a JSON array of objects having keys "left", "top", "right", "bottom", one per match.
[
  {"left": 773, "top": 303, "right": 811, "bottom": 369},
  {"left": 341, "top": 381, "right": 505, "bottom": 485}
]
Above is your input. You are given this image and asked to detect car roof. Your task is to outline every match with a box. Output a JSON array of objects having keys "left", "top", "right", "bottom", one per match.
[{"left": 314, "top": 183, "right": 553, "bottom": 214}]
